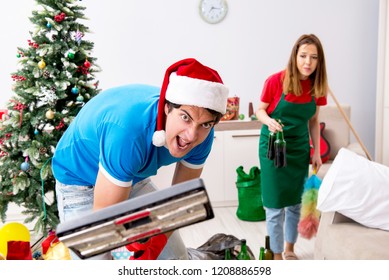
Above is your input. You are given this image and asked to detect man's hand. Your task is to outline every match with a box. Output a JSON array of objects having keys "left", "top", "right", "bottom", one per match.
[{"left": 125, "top": 234, "right": 168, "bottom": 260}]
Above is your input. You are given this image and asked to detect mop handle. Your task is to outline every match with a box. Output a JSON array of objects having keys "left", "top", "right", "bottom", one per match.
[{"left": 328, "top": 88, "right": 372, "bottom": 161}]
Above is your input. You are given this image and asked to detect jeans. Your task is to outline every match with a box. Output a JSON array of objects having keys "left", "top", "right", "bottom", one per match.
[
  {"left": 55, "top": 178, "right": 189, "bottom": 260},
  {"left": 265, "top": 204, "right": 301, "bottom": 254}
]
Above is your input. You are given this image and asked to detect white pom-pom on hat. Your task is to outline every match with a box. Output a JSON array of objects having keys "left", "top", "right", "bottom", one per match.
[{"left": 152, "top": 130, "right": 166, "bottom": 147}]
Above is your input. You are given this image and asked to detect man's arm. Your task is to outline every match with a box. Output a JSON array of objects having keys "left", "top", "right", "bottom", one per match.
[
  {"left": 171, "top": 161, "right": 203, "bottom": 185},
  {"left": 93, "top": 170, "right": 131, "bottom": 211}
]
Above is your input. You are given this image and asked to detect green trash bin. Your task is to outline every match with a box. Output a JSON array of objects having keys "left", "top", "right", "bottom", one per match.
[{"left": 235, "top": 166, "right": 266, "bottom": 221}]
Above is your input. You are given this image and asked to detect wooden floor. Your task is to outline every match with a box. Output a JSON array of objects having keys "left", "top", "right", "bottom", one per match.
[{"left": 179, "top": 206, "right": 316, "bottom": 260}]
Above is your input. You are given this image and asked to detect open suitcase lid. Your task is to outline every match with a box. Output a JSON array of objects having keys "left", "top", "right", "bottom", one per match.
[{"left": 56, "top": 178, "right": 214, "bottom": 259}]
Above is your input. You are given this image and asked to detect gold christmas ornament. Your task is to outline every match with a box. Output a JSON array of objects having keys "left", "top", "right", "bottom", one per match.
[
  {"left": 45, "top": 109, "right": 55, "bottom": 119},
  {"left": 38, "top": 59, "right": 46, "bottom": 69}
]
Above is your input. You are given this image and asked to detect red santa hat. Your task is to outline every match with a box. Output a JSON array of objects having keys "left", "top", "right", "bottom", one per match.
[{"left": 152, "top": 58, "right": 229, "bottom": 147}]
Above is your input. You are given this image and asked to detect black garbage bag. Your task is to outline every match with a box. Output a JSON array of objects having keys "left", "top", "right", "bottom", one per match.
[{"left": 187, "top": 233, "right": 255, "bottom": 260}]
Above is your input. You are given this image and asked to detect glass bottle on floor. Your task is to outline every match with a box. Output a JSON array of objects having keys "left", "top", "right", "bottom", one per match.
[
  {"left": 224, "top": 248, "right": 232, "bottom": 260},
  {"left": 237, "top": 239, "right": 251, "bottom": 260},
  {"left": 264, "top": 235, "right": 274, "bottom": 260},
  {"left": 259, "top": 246, "right": 265, "bottom": 260}
]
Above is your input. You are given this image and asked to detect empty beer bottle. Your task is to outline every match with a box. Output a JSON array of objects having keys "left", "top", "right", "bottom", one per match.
[
  {"left": 259, "top": 246, "right": 265, "bottom": 260},
  {"left": 274, "top": 130, "right": 287, "bottom": 168},
  {"left": 224, "top": 248, "right": 232, "bottom": 260},
  {"left": 237, "top": 239, "right": 251, "bottom": 260},
  {"left": 264, "top": 235, "right": 274, "bottom": 260},
  {"left": 267, "top": 131, "right": 276, "bottom": 160}
]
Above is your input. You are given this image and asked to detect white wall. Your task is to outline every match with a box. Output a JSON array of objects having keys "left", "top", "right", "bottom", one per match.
[{"left": 0, "top": 0, "right": 379, "bottom": 157}]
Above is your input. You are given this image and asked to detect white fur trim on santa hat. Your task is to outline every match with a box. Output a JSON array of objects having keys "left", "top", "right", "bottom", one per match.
[
  {"left": 165, "top": 73, "right": 229, "bottom": 114},
  {"left": 152, "top": 130, "right": 166, "bottom": 147}
]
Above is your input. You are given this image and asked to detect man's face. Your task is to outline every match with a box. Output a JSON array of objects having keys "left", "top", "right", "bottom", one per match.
[{"left": 164, "top": 104, "right": 216, "bottom": 158}]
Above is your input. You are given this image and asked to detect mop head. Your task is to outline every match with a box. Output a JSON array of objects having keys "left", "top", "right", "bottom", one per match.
[{"left": 298, "top": 174, "right": 322, "bottom": 239}]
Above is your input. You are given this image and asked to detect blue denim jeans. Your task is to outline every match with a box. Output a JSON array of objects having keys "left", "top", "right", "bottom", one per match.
[
  {"left": 55, "top": 178, "right": 188, "bottom": 260},
  {"left": 264, "top": 204, "right": 301, "bottom": 254}
]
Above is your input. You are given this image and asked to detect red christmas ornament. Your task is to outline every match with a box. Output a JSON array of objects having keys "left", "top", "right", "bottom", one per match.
[
  {"left": 27, "top": 40, "right": 39, "bottom": 49},
  {"left": 54, "top": 12, "right": 66, "bottom": 23},
  {"left": 13, "top": 102, "right": 27, "bottom": 111},
  {"left": 55, "top": 119, "right": 65, "bottom": 130},
  {"left": 11, "top": 74, "right": 26, "bottom": 82},
  {"left": 0, "top": 151, "right": 8, "bottom": 158},
  {"left": 77, "top": 65, "right": 89, "bottom": 75},
  {"left": 84, "top": 59, "right": 91, "bottom": 68},
  {"left": 11, "top": 100, "right": 27, "bottom": 127}
]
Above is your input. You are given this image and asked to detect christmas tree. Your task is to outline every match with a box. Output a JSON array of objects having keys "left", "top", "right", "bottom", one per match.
[{"left": 0, "top": 0, "right": 100, "bottom": 233}]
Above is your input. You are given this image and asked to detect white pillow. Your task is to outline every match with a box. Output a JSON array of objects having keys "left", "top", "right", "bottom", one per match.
[{"left": 317, "top": 148, "right": 389, "bottom": 231}]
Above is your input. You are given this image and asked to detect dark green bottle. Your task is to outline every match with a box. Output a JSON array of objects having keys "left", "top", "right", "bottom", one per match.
[
  {"left": 237, "top": 239, "right": 251, "bottom": 260},
  {"left": 259, "top": 246, "right": 265, "bottom": 260},
  {"left": 267, "top": 131, "right": 276, "bottom": 160},
  {"left": 264, "top": 235, "right": 274, "bottom": 260},
  {"left": 274, "top": 131, "right": 287, "bottom": 168},
  {"left": 224, "top": 248, "right": 232, "bottom": 260}
]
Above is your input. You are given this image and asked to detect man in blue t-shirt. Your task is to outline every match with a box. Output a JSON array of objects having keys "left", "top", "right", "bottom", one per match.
[{"left": 52, "top": 58, "right": 229, "bottom": 260}]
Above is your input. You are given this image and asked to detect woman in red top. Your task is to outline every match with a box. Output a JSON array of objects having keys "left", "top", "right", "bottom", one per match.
[{"left": 256, "top": 34, "right": 328, "bottom": 260}]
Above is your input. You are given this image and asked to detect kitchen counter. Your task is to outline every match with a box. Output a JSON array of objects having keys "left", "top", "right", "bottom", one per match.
[{"left": 215, "top": 120, "right": 262, "bottom": 131}]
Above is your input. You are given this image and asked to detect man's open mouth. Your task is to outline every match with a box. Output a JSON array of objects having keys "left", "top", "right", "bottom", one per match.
[{"left": 177, "top": 136, "right": 190, "bottom": 149}]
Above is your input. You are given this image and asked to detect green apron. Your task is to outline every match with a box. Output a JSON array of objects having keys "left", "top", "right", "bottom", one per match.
[{"left": 259, "top": 93, "right": 316, "bottom": 208}]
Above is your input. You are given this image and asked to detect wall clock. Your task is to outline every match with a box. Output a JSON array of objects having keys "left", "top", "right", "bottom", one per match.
[{"left": 199, "top": 0, "right": 228, "bottom": 24}]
